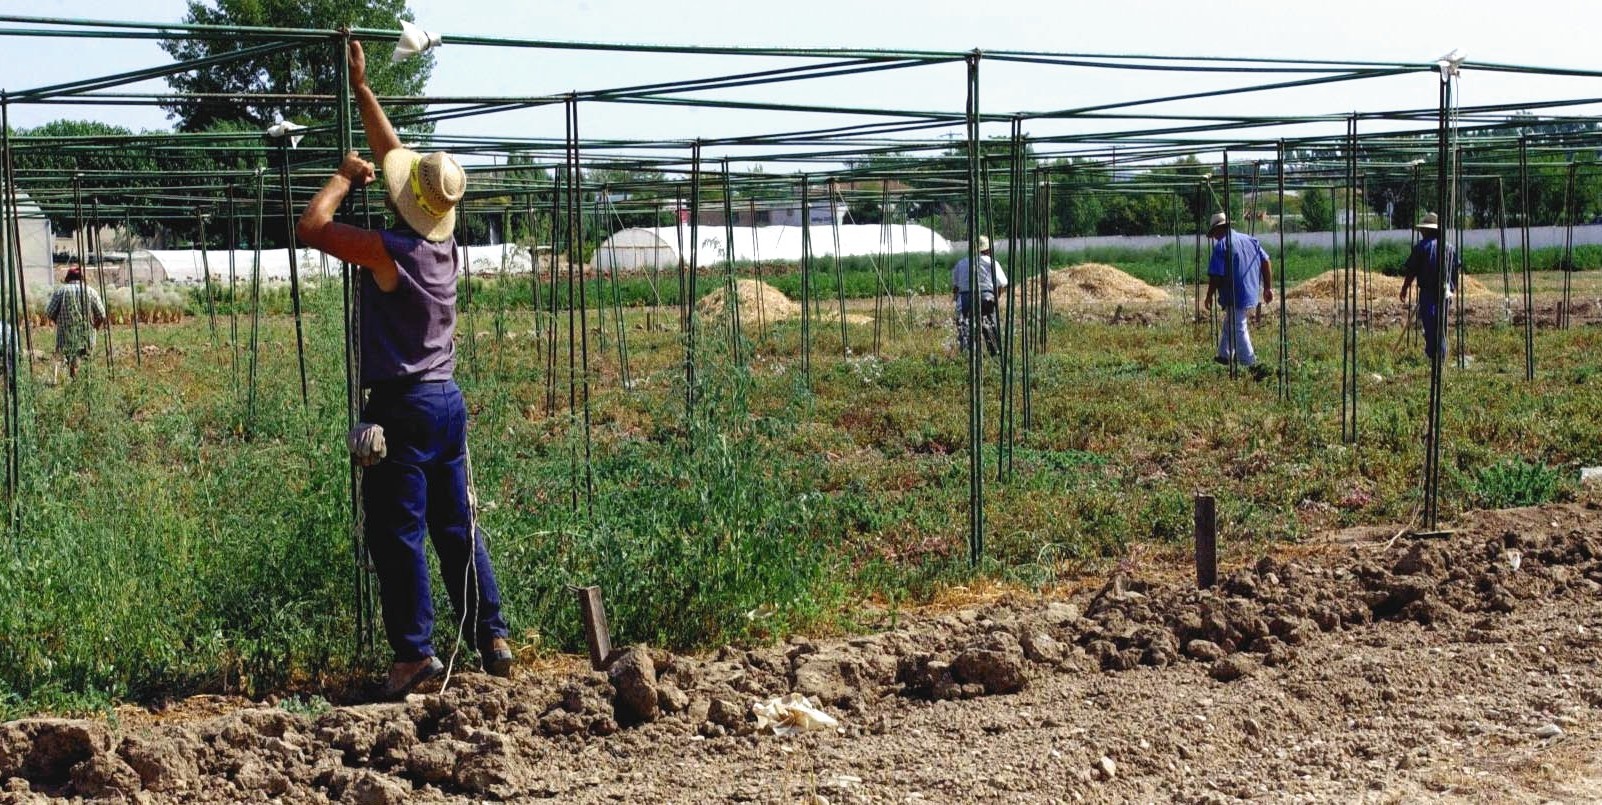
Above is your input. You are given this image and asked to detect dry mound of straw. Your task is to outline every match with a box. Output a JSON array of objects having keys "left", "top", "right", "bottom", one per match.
[
  {"left": 1046, "top": 263, "right": 1170, "bottom": 305},
  {"left": 1288, "top": 270, "right": 1494, "bottom": 300},
  {"left": 695, "top": 279, "right": 801, "bottom": 325},
  {"left": 1288, "top": 270, "right": 1403, "bottom": 301}
]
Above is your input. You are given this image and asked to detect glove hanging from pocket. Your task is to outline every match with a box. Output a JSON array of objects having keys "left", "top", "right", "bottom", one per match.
[{"left": 347, "top": 422, "right": 387, "bottom": 467}]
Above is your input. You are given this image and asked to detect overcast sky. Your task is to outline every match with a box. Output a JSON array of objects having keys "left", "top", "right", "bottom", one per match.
[{"left": 3, "top": 0, "right": 1600, "bottom": 168}]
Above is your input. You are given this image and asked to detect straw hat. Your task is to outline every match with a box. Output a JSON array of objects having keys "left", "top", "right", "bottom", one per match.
[
  {"left": 977, "top": 235, "right": 992, "bottom": 252},
  {"left": 1416, "top": 212, "right": 1439, "bottom": 230},
  {"left": 1207, "top": 212, "right": 1229, "bottom": 234},
  {"left": 382, "top": 148, "right": 465, "bottom": 243}
]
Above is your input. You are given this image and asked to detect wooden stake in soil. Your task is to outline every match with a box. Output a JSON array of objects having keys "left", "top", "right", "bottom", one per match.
[
  {"left": 573, "top": 585, "right": 616, "bottom": 671},
  {"left": 1194, "top": 493, "right": 1217, "bottom": 590}
]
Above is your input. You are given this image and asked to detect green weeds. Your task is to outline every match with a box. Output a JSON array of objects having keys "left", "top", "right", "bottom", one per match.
[
  {"left": 1462, "top": 457, "right": 1566, "bottom": 509},
  {"left": 1, "top": 277, "right": 1598, "bottom": 715}
]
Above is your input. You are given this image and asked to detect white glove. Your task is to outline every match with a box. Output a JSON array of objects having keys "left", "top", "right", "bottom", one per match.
[{"left": 347, "top": 423, "right": 387, "bottom": 467}]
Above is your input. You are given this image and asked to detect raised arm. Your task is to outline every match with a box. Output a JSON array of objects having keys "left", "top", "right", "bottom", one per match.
[
  {"left": 349, "top": 40, "right": 402, "bottom": 164},
  {"left": 297, "top": 151, "right": 400, "bottom": 291}
]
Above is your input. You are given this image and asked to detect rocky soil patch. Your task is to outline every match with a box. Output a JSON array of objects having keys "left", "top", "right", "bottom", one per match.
[{"left": 4, "top": 502, "right": 1602, "bottom": 802}]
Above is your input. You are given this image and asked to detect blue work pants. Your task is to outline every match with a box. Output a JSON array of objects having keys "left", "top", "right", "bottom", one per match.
[
  {"left": 362, "top": 379, "right": 509, "bottom": 661},
  {"left": 1419, "top": 296, "right": 1449, "bottom": 363}
]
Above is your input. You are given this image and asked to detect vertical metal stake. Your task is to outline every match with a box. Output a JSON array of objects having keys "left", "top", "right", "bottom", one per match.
[{"left": 1194, "top": 494, "right": 1217, "bottom": 590}]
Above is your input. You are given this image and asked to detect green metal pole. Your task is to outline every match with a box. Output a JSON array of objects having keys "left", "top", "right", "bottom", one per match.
[{"left": 964, "top": 51, "right": 985, "bottom": 566}]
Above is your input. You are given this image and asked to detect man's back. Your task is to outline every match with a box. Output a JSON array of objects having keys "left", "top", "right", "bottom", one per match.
[
  {"left": 1209, "top": 231, "right": 1266, "bottom": 308},
  {"left": 45, "top": 283, "right": 104, "bottom": 355},
  {"left": 1406, "top": 237, "right": 1458, "bottom": 295},
  {"left": 952, "top": 254, "right": 1002, "bottom": 295}
]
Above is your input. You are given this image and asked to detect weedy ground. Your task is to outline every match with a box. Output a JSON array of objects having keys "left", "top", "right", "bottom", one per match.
[{"left": 0, "top": 267, "right": 1597, "bottom": 718}]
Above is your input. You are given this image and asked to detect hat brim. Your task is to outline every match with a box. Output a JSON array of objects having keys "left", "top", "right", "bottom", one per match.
[
  {"left": 1415, "top": 223, "right": 1439, "bottom": 231},
  {"left": 382, "top": 148, "right": 457, "bottom": 243}
]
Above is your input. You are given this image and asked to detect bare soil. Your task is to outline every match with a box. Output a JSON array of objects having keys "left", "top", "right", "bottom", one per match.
[{"left": 5, "top": 500, "right": 1602, "bottom": 803}]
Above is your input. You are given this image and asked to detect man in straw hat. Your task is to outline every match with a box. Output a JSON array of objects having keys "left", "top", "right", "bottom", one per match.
[
  {"left": 1204, "top": 212, "right": 1273, "bottom": 380},
  {"left": 1399, "top": 212, "right": 1460, "bottom": 363},
  {"left": 297, "top": 40, "right": 512, "bottom": 698},
  {"left": 951, "top": 235, "right": 1008, "bottom": 356}
]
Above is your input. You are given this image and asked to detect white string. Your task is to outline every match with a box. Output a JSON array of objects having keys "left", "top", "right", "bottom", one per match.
[{"left": 437, "top": 437, "right": 481, "bottom": 693}]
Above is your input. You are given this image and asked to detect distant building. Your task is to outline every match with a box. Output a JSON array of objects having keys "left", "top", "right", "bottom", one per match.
[
  {"left": 4, "top": 186, "right": 54, "bottom": 289},
  {"left": 694, "top": 200, "right": 845, "bottom": 228}
]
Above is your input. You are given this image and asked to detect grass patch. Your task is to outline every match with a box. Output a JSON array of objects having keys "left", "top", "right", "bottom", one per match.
[
  {"left": 1, "top": 277, "right": 1599, "bottom": 715},
  {"left": 1462, "top": 457, "right": 1566, "bottom": 509}
]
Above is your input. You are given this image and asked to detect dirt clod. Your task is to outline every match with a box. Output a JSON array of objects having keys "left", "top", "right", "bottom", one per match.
[
  {"left": 951, "top": 644, "right": 1026, "bottom": 694},
  {"left": 1209, "top": 654, "right": 1258, "bottom": 682},
  {"left": 5, "top": 502, "right": 1602, "bottom": 801},
  {"left": 1185, "top": 639, "right": 1224, "bottom": 661},
  {"left": 347, "top": 768, "right": 410, "bottom": 805},
  {"left": 608, "top": 646, "right": 660, "bottom": 726},
  {"left": 68, "top": 753, "right": 140, "bottom": 799},
  {"left": 0, "top": 720, "right": 111, "bottom": 787}
]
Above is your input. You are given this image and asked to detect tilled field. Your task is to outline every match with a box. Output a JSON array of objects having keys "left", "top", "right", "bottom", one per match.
[{"left": 4, "top": 501, "right": 1602, "bottom": 803}]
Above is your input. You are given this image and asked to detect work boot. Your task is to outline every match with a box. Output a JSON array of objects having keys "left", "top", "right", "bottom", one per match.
[
  {"left": 479, "top": 637, "right": 514, "bottom": 678},
  {"left": 382, "top": 656, "right": 443, "bottom": 699}
]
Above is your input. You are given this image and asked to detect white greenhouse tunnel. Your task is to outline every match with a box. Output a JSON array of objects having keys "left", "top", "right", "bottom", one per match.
[{"left": 592, "top": 223, "right": 954, "bottom": 274}]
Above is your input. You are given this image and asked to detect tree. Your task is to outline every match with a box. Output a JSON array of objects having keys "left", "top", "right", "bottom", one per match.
[
  {"left": 12, "top": 119, "right": 277, "bottom": 245},
  {"left": 1047, "top": 158, "right": 1107, "bottom": 237},
  {"left": 11, "top": 120, "right": 158, "bottom": 236},
  {"left": 1300, "top": 185, "right": 1336, "bottom": 232},
  {"left": 159, "top": 0, "right": 433, "bottom": 134},
  {"left": 1096, "top": 192, "right": 1170, "bottom": 236}
]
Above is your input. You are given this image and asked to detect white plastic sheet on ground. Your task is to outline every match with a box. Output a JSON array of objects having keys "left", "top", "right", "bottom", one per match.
[{"left": 751, "top": 693, "right": 840, "bottom": 736}]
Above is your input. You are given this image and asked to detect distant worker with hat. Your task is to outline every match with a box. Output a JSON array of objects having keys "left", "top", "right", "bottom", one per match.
[
  {"left": 1204, "top": 212, "right": 1273, "bottom": 379},
  {"left": 297, "top": 39, "right": 512, "bottom": 698},
  {"left": 44, "top": 266, "right": 106, "bottom": 381},
  {"left": 1399, "top": 212, "right": 1460, "bottom": 363},
  {"left": 951, "top": 235, "right": 1008, "bottom": 356}
]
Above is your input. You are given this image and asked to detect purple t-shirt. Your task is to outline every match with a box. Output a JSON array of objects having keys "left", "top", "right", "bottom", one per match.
[{"left": 362, "top": 228, "right": 459, "bottom": 386}]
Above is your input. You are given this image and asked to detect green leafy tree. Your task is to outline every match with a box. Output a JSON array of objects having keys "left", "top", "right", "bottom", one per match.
[
  {"left": 1096, "top": 191, "right": 1170, "bottom": 236},
  {"left": 1047, "top": 158, "right": 1107, "bottom": 237},
  {"left": 11, "top": 119, "right": 276, "bottom": 244},
  {"left": 1300, "top": 185, "right": 1336, "bottom": 232},
  {"left": 11, "top": 120, "right": 159, "bottom": 236},
  {"left": 159, "top": 0, "right": 432, "bottom": 134}
]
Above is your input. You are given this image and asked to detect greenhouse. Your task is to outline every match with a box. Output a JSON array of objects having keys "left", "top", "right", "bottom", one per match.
[{"left": 592, "top": 223, "right": 952, "bottom": 273}]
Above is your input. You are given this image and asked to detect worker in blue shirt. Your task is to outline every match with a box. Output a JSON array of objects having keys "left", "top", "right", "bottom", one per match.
[
  {"left": 1399, "top": 212, "right": 1459, "bottom": 363},
  {"left": 1203, "top": 212, "right": 1273, "bottom": 380}
]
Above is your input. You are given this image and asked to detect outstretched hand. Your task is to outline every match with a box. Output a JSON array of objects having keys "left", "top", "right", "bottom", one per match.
[
  {"left": 348, "top": 39, "right": 367, "bottom": 89},
  {"left": 337, "top": 151, "right": 375, "bottom": 187}
]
